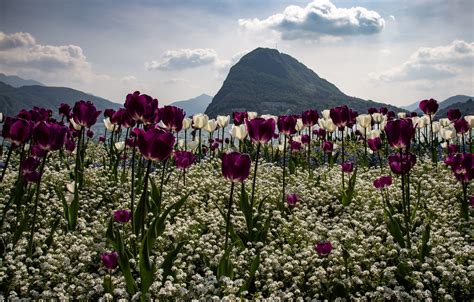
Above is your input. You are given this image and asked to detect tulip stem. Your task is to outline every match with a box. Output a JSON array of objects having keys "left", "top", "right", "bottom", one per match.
[
  {"left": 157, "top": 159, "right": 167, "bottom": 213},
  {"left": 250, "top": 142, "right": 261, "bottom": 220},
  {"left": 307, "top": 129, "right": 311, "bottom": 169},
  {"left": 184, "top": 129, "right": 187, "bottom": 151},
  {"left": 28, "top": 154, "right": 48, "bottom": 256},
  {"left": 130, "top": 129, "right": 137, "bottom": 228},
  {"left": 198, "top": 129, "right": 202, "bottom": 161},
  {"left": 341, "top": 129, "right": 345, "bottom": 190},
  {"left": 221, "top": 127, "right": 225, "bottom": 154},
  {"left": 122, "top": 128, "right": 130, "bottom": 175},
  {"left": 141, "top": 160, "right": 152, "bottom": 239},
  {"left": 282, "top": 135, "right": 287, "bottom": 207},
  {"left": 461, "top": 181, "right": 469, "bottom": 220},
  {"left": 462, "top": 133, "right": 466, "bottom": 153},
  {"left": 224, "top": 182, "right": 235, "bottom": 252},
  {"left": 0, "top": 145, "right": 13, "bottom": 182}
]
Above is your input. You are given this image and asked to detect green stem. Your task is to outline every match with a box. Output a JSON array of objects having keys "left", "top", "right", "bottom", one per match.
[
  {"left": 250, "top": 142, "right": 261, "bottom": 219},
  {"left": 282, "top": 135, "right": 287, "bottom": 207},
  {"left": 28, "top": 155, "right": 48, "bottom": 256},
  {"left": 0, "top": 145, "right": 13, "bottom": 181},
  {"left": 141, "top": 160, "right": 152, "bottom": 239},
  {"left": 157, "top": 159, "right": 167, "bottom": 214},
  {"left": 224, "top": 182, "right": 235, "bottom": 251}
]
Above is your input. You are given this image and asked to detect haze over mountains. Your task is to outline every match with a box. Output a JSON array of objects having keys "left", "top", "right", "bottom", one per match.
[{"left": 169, "top": 94, "right": 213, "bottom": 117}]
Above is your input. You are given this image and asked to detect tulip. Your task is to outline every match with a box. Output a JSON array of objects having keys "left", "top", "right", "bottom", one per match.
[
  {"left": 295, "top": 118, "right": 304, "bottom": 132},
  {"left": 379, "top": 107, "right": 388, "bottom": 115},
  {"left": 277, "top": 115, "right": 297, "bottom": 135},
  {"left": 373, "top": 175, "right": 392, "bottom": 189},
  {"left": 368, "top": 137, "right": 382, "bottom": 152},
  {"left": 302, "top": 109, "right": 319, "bottom": 127},
  {"left": 247, "top": 112, "right": 258, "bottom": 120},
  {"left": 101, "top": 251, "right": 119, "bottom": 270},
  {"left": 448, "top": 144, "right": 458, "bottom": 154},
  {"left": 124, "top": 91, "right": 158, "bottom": 124},
  {"left": 104, "top": 117, "right": 118, "bottom": 132},
  {"left": 315, "top": 241, "right": 332, "bottom": 256},
  {"left": 322, "top": 141, "right": 333, "bottom": 153},
  {"left": 136, "top": 127, "right": 175, "bottom": 162},
  {"left": 388, "top": 152, "right": 416, "bottom": 175},
  {"left": 300, "top": 134, "right": 310, "bottom": 144},
  {"left": 2, "top": 116, "right": 32, "bottom": 146},
  {"left": 104, "top": 109, "right": 116, "bottom": 119},
  {"left": 114, "top": 210, "right": 132, "bottom": 223},
  {"left": 230, "top": 124, "right": 248, "bottom": 141},
  {"left": 290, "top": 140, "right": 301, "bottom": 152},
  {"left": 341, "top": 161, "right": 353, "bottom": 173},
  {"left": 58, "top": 103, "right": 71, "bottom": 118},
  {"left": 397, "top": 112, "right": 407, "bottom": 119},
  {"left": 115, "top": 141, "right": 125, "bottom": 151},
  {"left": 447, "top": 109, "right": 461, "bottom": 121},
  {"left": 32, "top": 121, "right": 67, "bottom": 152},
  {"left": 233, "top": 112, "right": 248, "bottom": 125},
  {"left": 174, "top": 151, "right": 197, "bottom": 170},
  {"left": 182, "top": 117, "right": 192, "bottom": 130},
  {"left": 371, "top": 112, "right": 383, "bottom": 124},
  {"left": 204, "top": 119, "right": 218, "bottom": 134},
  {"left": 329, "top": 105, "right": 350, "bottom": 129},
  {"left": 384, "top": 119, "right": 414, "bottom": 150},
  {"left": 286, "top": 193, "right": 299, "bottom": 206},
  {"left": 86, "top": 129, "right": 94, "bottom": 139},
  {"left": 321, "top": 110, "right": 330, "bottom": 120},
  {"left": 159, "top": 106, "right": 186, "bottom": 132},
  {"left": 217, "top": 115, "right": 230, "bottom": 128},
  {"left": 440, "top": 127, "right": 454, "bottom": 141},
  {"left": 454, "top": 118, "right": 469, "bottom": 134},
  {"left": 356, "top": 114, "right": 371, "bottom": 129},
  {"left": 419, "top": 98, "right": 439, "bottom": 115},
  {"left": 21, "top": 157, "right": 41, "bottom": 183},
  {"left": 245, "top": 118, "right": 275, "bottom": 144},
  {"left": 110, "top": 108, "right": 135, "bottom": 129},
  {"left": 444, "top": 153, "right": 473, "bottom": 220},
  {"left": 72, "top": 100, "right": 101, "bottom": 128},
  {"left": 465, "top": 115, "right": 474, "bottom": 128}
]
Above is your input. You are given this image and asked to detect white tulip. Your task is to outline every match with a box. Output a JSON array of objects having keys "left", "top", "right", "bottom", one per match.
[
  {"left": 325, "top": 119, "right": 337, "bottom": 133},
  {"left": 104, "top": 118, "right": 117, "bottom": 132},
  {"left": 431, "top": 121, "right": 440, "bottom": 134},
  {"left": 247, "top": 112, "right": 258, "bottom": 120},
  {"left": 398, "top": 112, "right": 407, "bottom": 119},
  {"left": 369, "top": 129, "right": 381, "bottom": 138},
  {"left": 295, "top": 118, "right": 304, "bottom": 131},
  {"left": 0, "top": 112, "right": 3, "bottom": 123},
  {"left": 70, "top": 118, "right": 82, "bottom": 130},
  {"left": 115, "top": 141, "right": 125, "bottom": 151},
  {"left": 66, "top": 181, "right": 75, "bottom": 194},
  {"left": 293, "top": 135, "right": 302, "bottom": 143},
  {"left": 230, "top": 124, "right": 247, "bottom": 141},
  {"left": 204, "top": 119, "right": 218, "bottom": 133},
  {"left": 356, "top": 114, "right": 372, "bottom": 129},
  {"left": 371, "top": 113, "right": 382, "bottom": 123},
  {"left": 440, "top": 127, "right": 454, "bottom": 141},
  {"left": 465, "top": 115, "right": 474, "bottom": 128},
  {"left": 277, "top": 144, "right": 285, "bottom": 152},
  {"left": 261, "top": 114, "right": 277, "bottom": 122},
  {"left": 380, "top": 120, "right": 387, "bottom": 131},
  {"left": 322, "top": 110, "right": 330, "bottom": 120},
  {"left": 439, "top": 118, "right": 451, "bottom": 127},
  {"left": 441, "top": 142, "right": 448, "bottom": 149},
  {"left": 182, "top": 117, "right": 192, "bottom": 130},
  {"left": 193, "top": 113, "right": 209, "bottom": 129},
  {"left": 416, "top": 116, "right": 428, "bottom": 129},
  {"left": 216, "top": 115, "right": 230, "bottom": 128}
]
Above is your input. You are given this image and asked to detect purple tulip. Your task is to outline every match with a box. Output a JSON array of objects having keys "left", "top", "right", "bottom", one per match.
[
  {"left": 221, "top": 152, "right": 251, "bottom": 183},
  {"left": 2, "top": 117, "right": 32, "bottom": 146},
  {"left": 277, "top": 115, "right": 297, "bottom": 135},
  {"left": 103, "top": 109, "right": 116, "bottom": 119},
  {"left": 388, "top": 152, "right": 417, "bottom": 174},
  {"left": 99, "top": 136, "right": 106, "bottom": 143},
  {"left": 65, "top": 139, "right": 76, "bottom": 153},
  {"left": 173, "top": 151, "right": 197, "bottom": 170},
  {"left": 86, "top": 129, "right": 94, "bottom": 139},
  {"left": 232, "top": 112, "right": 248, "bottom": 126},
  {"left": 59, "top": 103, "right": 71, "bottom": 117},
  {"left": 347, "top": 109, "right": 358, "bottom": 128},
  {"left": 447, "top": 109, "right": 461, "bottom": 121},
  {"left": 114, "top": 210, "right": 131, "bottom": 223},
  {"left": 111, "top": 108, "right": 136, "bottom": 128},
  {"left": 246, "top": 117, "right": 276, "bottom": 144},
  {"left": 136, "top": 127, "right": 175, "bottom": 161},
  {"left": 419, "top": 98, "right": 438, "bottom": 115},
  {"left": 72, "top": 100, "right": 101, "bottom": 128},
  {"left": 302, "top": 109, "right": 319, "bottom": 126},
  {"left": 286, "top": 193, "right": 299, "bottom": 206},
  {"left": 159, "top": 106, "right": 186, "bottom": 132},
  {"left": 368, "top": 137, "right": 382, "bottom": 152},
  {"left": 290, "top": 140, "right": 301, "bottom": 151},
  {"left": 21, "top": 157, "right": 41, "bottom": 183},
  {"left": 124, "top": 91, "right": 158, "bottom": 124},
  {"left": 373, "top": 175, "right": 392, "bottom": 189},
  {"left": 470, "top": 196, "right": 474, "bottom": 208},
  {"left": 379, "top": 107, "right": 388, "bottom": 115},
  {"left": 384, "top": 119, "right": 414, "bottom": 149},
  {"left": 341, "top": 161, "right": 354, "bottom": 173},
  {"left": 300, "top": 134, "right": 310, "bottom": 144},
  {"left": 315, "top": 241, "right": 333, "bottom": 256},
  {"left": 368, "top": 108, "right": 377, "bottom": 114},
  {"left": 454, "top": 119, "right": 469, "bottom": 134},
  {"left": 322, "top": 140, "right": 333, "bottom": 153},
  {"left": 32, "top": 121, "right": 67, "bottom": 152},
  {"left": 387, "top": 111, "right": 395, "bottom": 120},
  {"left": 329, "top": 105, "right": 350, "bottom": 129},
  {"left": 100, "top": 251, "right": 119, "bottom": 270},
  {"left": 314, "top": 128, "right": 326, "bottom": 138},
  {"left": 448, "top": 144, "right": 458, "bottom": 154},
  {"left": 445, "top": 153, "right": 474, "bottom": 182}
]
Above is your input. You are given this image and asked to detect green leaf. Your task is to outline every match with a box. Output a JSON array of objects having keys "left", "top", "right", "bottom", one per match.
[
  {"left": 68, "top": 187, "right": 80, "bottom": 231},
  {"left": 288, "top": 158, "right": 296, "bottom": 174},
  {"left": 55, "top": 186, "right": 70, "bottom": 229},
  {"left": 12, "top": 209, "right": 31, "bottom": 246},
  {"left": 139, "top": 234, "right": 156, "bottom": 297},
  {"left": 239, "top": 185, "right": 253, "bottom": 237},
  {"left": 239, "top": 252, "right": 260, "bottom": 293},
  {"left": 161, "top": 241, "right": 186, "bottom": 281},
  {"left": 387, "top": 212, "right": 406, "bottom": 248},
  {"left": 103, "top": 275, "right": 114, "bottom": 295},
  {"left": 341, "top": 168, "right": 357, "bottom": 206},
  {"left": 45, "top": 217, "right": 61, "bottom": 251},
  {"left": 133, "top": 186, "right": 148, "bottom": 237},
  {"left": 217, "top": 248, "right": 234, "bottom": 279},
  {"left": 116, "top": 229, "right": 138, "bottom": 295},
  {"left": 419, "top": 223, "right": 431, "bottom": 261}
]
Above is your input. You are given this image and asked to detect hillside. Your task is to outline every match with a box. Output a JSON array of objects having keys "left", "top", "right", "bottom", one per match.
[
  {"left": 205, "top": 48, "right": 402, "bottom": 117},
  {"left": 403, "top": 95, "right": 473, "bottom": 112},
  {"left": 0, "top": 73, "right": 44, "bottom": 88},
  {"left": 170, "top": 93, "right": 212, "bottom": 116},
  {"left": 0, "top": 82, "right": 120, "bottom": 117},
  {"left": 437, "top": 99, "right": 474, "bottom": 118}
]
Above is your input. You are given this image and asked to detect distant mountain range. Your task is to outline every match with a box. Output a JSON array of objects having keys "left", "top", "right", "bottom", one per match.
[
  {"left": 437, "top": 99, "right": 473, "bottom": 118},
  {"left": 170, "top": 93, "right": 213, "bottom": 117},
  {"left": 402, "top": 95, "right": 474, "bottom": 113},
  {"left": 0, "top": 81, "right": 120, "bottom": 117},
  {"left": 0, "top": 73, "right": 44, "bottom": 88},
  {"left": 205, "top": 48, "right": 403, "bottom": 117}
]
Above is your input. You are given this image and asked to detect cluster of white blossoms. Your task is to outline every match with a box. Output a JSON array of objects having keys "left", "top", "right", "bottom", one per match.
[{"left": 0, "top": 143, "right": 472, "bottom": 300}]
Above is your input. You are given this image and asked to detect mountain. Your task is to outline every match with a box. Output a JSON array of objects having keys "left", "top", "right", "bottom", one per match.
[
  {"left": 205, "top": 47, "right": 403, "bottom": 117},
  {"left": 170, "top": 93, "right": 213, "bottom": 116},
  {"left": 402, "top": 95, "right": 473, "bottom": 112},
  {"left": 437, "top": 99, "right": 474, "bottom": 118},
  {"left": 0, "top": 82, "right": 120, "bottom": 117},
  {"left": 0, "top": 73, "right": 44, "bottom": 87}
]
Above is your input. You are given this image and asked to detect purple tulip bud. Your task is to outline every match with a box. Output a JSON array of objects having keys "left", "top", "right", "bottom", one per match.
[
  {"left": 322, "top": 140, "right": 333, "bottom": 153},
  {"left": 367, "top": 137, "right": 382, "bottom": 152},
  {"left": 314, "top": 128, "right": 326, "bottom": 138},
  {"left": 136, "top": 127, "right": 175, "bottom": 161},
  {"left": 301, "top": 109, "right": 319, "bottom": 126},
  {"left": 232, "top": 112, "right": 248, "bottom": 126},
  {"left": 341, "top": 161, "right": 354, "bottom": 173},
  {"left": 454, "top": 119, "right": 469, "bottom": 134},
  {"left": 211, "top": 142, "right": 219, "bottom": 151},
  {"left": 65, "top": 139, "right": 76, "bottom": 153},
  {"left": 21, "top": 157, "right": 41, "bottom": 183},
  {"left": 286, "top": 193, "right": 299, "bottom": 206},
  {"left": 373, "top": 175, "right": 392, "bottom": 189},
  {"left": 103, "top": 109, "right": 116, "bottom": 119},
  {"left": 329, "top": 105, "right": 350, "bottom": 129},
  {"left": 72, "top": 100, "right": 101, "bottom": 128},
  {"left": 99, "top": 136, "right": 106, "bottom": 143},
  {"left": 387, "top": 111, "right": 395, "bottom": 120},
  {"left": 368, "top": 108, "right": 377, "bottom": 115},
  {"left": 100, "top": 251, "right": 119, "bottom": 270},
  {"left": 290, "top": 140, "right": 301, "bottom": 151},
  {"left": 246, "top": 117, "right": 276, "bottom": 144},
  {"left": 384, "top": 119, "right": 414, "bottom": 149},
  {"left": 111, "top": 108, "right": 135, "bottom": 128},
  {"left": 224, "top": 138, "right": 230, "bottom": 144},
  {"left": 277, "top": 115, "right": 297, "bottom": 135},
  {"left": 379, "top": 107, "right": 388, "bottom": 115},
  {"left": 221, "top": 152, "right": 251, "bottom": 183},
  {"left": 32, "top": 121, "right": 67, "bottom": 151},
  {"left": 58, "top": 103, "right": 71, "bottom": 117},
  {"left": 470, "top": 196, "right": 474, "bottom": 208},
  {"left": 2, "top": 117, "right": 32, "bottom": 146},
  {"left": 419, "top": 98, "right": 438, "bottom": 115},
  {"left": 300, "top": 134, "right": 310, "bottom": 144},
  {"left": 315, "top": 241, "right": 333, "bottom": 256},
  {"left": 124, "top": 91, "right": 158, "bottom": 124},
  {"left": 86, "top": 129, "right": 94, "bottom": 139},
  {"left": 388, "top": 152, "right": 417, "bottom": 174},
  {"left": 114, "top": 210, "right": 131, "bottom": 223},
  {"left": 173, "top": 151, "right": 197, "bottom": 170},
  {"left": 159, "top": 106, "right": 186, "bottom": 132},
  {"left": 445, "top": 153, "right": 474, "bottom": 182},
  {"left": 447, "top": 144, "right": 458, "bottom": 154},
  {"left": 447, "top": 109, "right": 461, "bottom": 121}
]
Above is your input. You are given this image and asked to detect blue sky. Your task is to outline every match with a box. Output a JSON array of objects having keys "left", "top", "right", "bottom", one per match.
[{"left": 0, "top": 0, "right": 472, "bottom": 106}]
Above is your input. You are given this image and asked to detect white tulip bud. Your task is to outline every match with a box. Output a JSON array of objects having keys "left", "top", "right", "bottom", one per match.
[
  {"left": 398, "top": 112, "right": 407, "bottom": 119},
  {"left": 193, "top": 113, "right": 209, "bottom": 129},
  {"left": 371, "top": 113, "right": 382, "bottom": 123},
  {"left": 204, "top": 119, "right": 218, "bottom": 133},
  {"left": 104, "top": 118, "right": 118, "bottom": 132},
  {"left": 439, "top": 118, "right": 451, "bottom": 127},
  {"left": 66, "top": 181, "right": 75, "bottom": 194},
  {"left": 295, "top": 118, "right": 304, "bottom": 131},
  {"left": 230, "top": 124, "right": 247, "bottom": 141},
  {"left": 216, "top": 115, "right": 230, "bottom": 128},
  {"left": 356, "top": 114, "right": 372, "bottom": 129},
  {"left": 322, "top": 110, "right": 330, "bottom": 120},
  {"left": 247, "top": 112, "right": 258, "bottom": 120},
  {"left": 465, "top": 115, "right": 474, "bottom": 128},
  {"left": 182, "top": 117, "right": 192, "bottom": 130},
  {"left": 115, "top": 141, "right": 125, "bottom": 151}
]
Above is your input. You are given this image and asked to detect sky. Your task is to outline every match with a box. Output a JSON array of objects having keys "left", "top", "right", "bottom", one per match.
[{"left": 0, "top": 0, "right": 473, "bottom": 106}]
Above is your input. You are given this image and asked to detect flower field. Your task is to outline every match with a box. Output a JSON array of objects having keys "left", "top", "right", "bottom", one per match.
[{"left": 0, "top": 95, "right": 472, "bottom": 300}]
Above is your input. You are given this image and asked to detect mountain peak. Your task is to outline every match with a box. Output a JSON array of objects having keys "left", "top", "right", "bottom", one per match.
[{"left": 0, "top": 73, "right": 44, "bottom": 88}]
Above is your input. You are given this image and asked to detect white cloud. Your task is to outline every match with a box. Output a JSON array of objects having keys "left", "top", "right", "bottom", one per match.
[
  {"left": 215, "top": 50, "right": 248, "bottom": 76},
  {"left": 371, "top": 40, "right": 474, "bottom": 82},
  {"left": 0, "top": 32, "right": 36, "bottom": 50},
  {"left": 238, "top": 0, "right": 385, "bottom": 40},
  {"left": 146, "top": 48, "right": 218, "bottom": 71}
]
